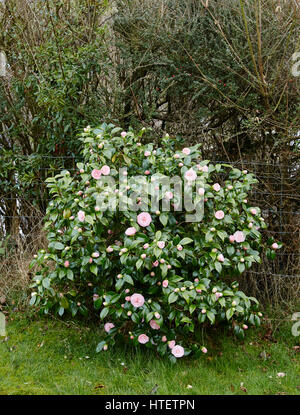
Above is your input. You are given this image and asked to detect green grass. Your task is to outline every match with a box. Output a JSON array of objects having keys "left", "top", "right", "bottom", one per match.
[{"left": 0, "top": 310, "right": 299, "bottom": 395}]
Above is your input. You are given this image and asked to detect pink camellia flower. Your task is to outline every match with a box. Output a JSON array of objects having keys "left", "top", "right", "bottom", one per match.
[
  {"left": 125, "top": 288, "right": 130, "bottom": 294},
  {"left": 272, "top": 242, "right": 279, "bottom": 250},
  {"left": 217, "top": 254, "right": 225, "bottom": 262},
  {"left": 144, "top": 170, "right": 151, "bottom": 175},
  {"left": 215, "top": 210, "right": 225, "bottom": 220},
  {"left": 229, "top": 235, "right": 235, "bottom": 243},
  {"left": 165, "top": 191, "right": 173, "bottom": 200},
  {"left": 174, "top": 154, "right": 180, "bottom": 159},
  {"left": 162, "top": 335, "right": 167, "bottom": 342},
  {"left": 93, "top": 294, "right": 99, "bottom": 301},
  {"left": 168, "top": 340, "right": 176, "bottom": 349},
  {"left": 215, "top": 292, "right": 223, "bottom": 299},
  {"left": 234, "top": 231, "right": 245, "bottom": 243},
  {"left": 106, "top": 246, "right": 113, "bottom": 253},
  {"left": 198, "top": 188, "right": 205, "bottom": 196},
  {"left": 152, "top": 260, "right": 159, "bottom": 267},
  {"left": 141, "top": 254, "right": 146, "bottom": 259},
  {"left": 196, "top": 289, "right": 202, "bottom": 293},
  {"left": 194, "top": 278, "right": 199, "bottom": 282},
  {"left": 201, "top": 346, "right": 208, "bottom": 354},
  {"left": 196, "top": 164, "right": 202, "bottom": 171},
  {"left": 178, "top": 162, "right": 184, "bottom": 167},
  {"left": 104, "top": 322, "right": 115, "bottom": 333},
  {"left": 162, "top": 280, "right": 169, "bottom": 288},
  {"left": 184, "top": 168, "right": 197, "bottom": 181},
  {"left": 125, "top": 227, "right": 137, "bottom": 236},
  {"left": 160, "top": 259, "right": 165, "bottom": 264},
  {"left": 172, "top": 345, "right": 185, "bottom": 358},
  {"left": 78, "top": 210, "right": 85, "bottom": 222},
  {"left": 138, "top": 334, "right": 149, "bottom": 344},
  {"left": 91, "top": 169, "right": 102, "bottom": 180},
  {"left": 213, "top": 183, "right": 221, "bottom": 192},
  {"left": 250, "top": 208, "right": 257, "bottom": 215},
  {"left": 157, "top": 241, "right": 165, "bottom": 249},
  {"left": 92, "top": 252, "right": 100, "bottom": 258},
  {"left": 64, "top": 260, "right": 69, "bottom": 268},
  {"left": 154, "top": 312, "right": 160, "bottom": 319},
  {"left": 150, "top": 320, "right": 160, "bottom": 330},
  {"left": 177, "top": 245, "right": 183, "bottom": 251},
  {"left": 143, "top": 243, "right": 149, "bottom": 249},
  {"left": 144, "top": 150, "right": 151, "bottom": 157},
  {"left": 125, "top": 296, "right": 131, "bottom": 302},
  {"left": 182, "top": 147, "right": 191, "bottom": 155},
  {"left": 121, "top": 131, "right": 127, "bottom": 138},
  {"left": 100, "top": 165, "right": 110, "bottom": 176},
  {"left": 137, "top": 212, "right": 152, "bottom": 227},
  {"left": 167, "top": 264, "right": 171, "bottom": 269},
  {"left": 130, "top": 293, "right": 145, "bottom": 308},
  {"left": 202, "top": 165, "right": 209, "bottom": 172},
  {"left": 89, "top": 258, "right": 93, "bottom": 263}
]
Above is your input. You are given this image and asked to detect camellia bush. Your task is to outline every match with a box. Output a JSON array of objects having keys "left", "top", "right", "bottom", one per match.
[{"left": 29, "top": 123, "right": 281, "bottom": 361}]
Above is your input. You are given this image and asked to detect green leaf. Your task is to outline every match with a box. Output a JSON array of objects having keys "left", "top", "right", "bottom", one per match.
[
  {"left": 67, "top": 269, "right": 74, "bottom": 281},
  {"left": 85, "top": 215, "right": 94, "bottom": 225},
  {"left": 96, "top": 341, "right": 106, "bottom": 353},
  {"left": 159, "top": 213, "right": 168, "bottom": 226},
  {"left": 100, "top": 307, "right": 109, "bottom": 320},
  {"left": 226, "top": 308, "right": 234, "bottom": 320},
  {"left": 214, "top": 261, "right": 222, "bottom": 273},
  {"left": 168, "top": 292, "right": 178, "bottom": 304},
  {"left": 90, "top": 264, "right": 98, "bottom": 276},
  {"left": 53, "top": 242, "right": 64, "bottom": 250},
  {"left": 60, "top": 296, "right": 69, "bottom": 309},
  {"left": 238, "top": 262, "right": 245, "bottom": 273},
  {"left": 207, "top": 310, "right": 215, "bottom": 324},
  {"left": 136, "top": 259, "right": 143, "bottom": 270},
  {"left": 124, "top": 275, "right": 134, "bottom": 285},
  {"left": 179, "top": 237, "right": 193, "bottom": 245},
  {"left": 29, "top": 295, "right": 36, "bottom": 306},
  {"left": 227, "top": 246, "right": 235, "bottom": 256},
  {"left": 42, "top": 278, "right": 50, "bottom": 289},
  {"left": 182, "top": 291, "right": 190, "bottom": 303},
  {"left": 115, "top": 278, "right": 124, "bottom": 291}
]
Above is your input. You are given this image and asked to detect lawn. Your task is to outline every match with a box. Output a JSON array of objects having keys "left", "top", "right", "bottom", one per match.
[{"left": 0, "top": 310, "right": 299, "bottom": 395}]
